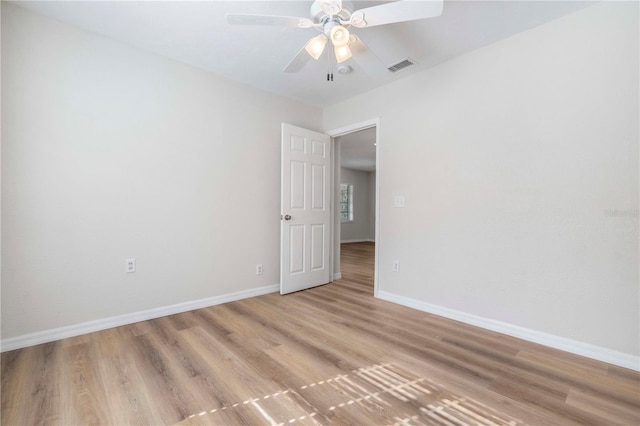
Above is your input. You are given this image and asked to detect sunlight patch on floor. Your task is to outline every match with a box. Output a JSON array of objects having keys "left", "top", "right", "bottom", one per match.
[{"left": 183, "top": 363, "right": 524, "bottom": 425}]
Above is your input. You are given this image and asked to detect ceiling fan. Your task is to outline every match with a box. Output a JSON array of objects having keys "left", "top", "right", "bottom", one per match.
[{"left": 226, "top": 0, "right": 443, "bottom": 79}]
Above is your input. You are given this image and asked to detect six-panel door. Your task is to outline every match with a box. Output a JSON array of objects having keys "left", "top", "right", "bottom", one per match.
[{"left": 280, "top": 124, "right": 331, "bottom": 294}]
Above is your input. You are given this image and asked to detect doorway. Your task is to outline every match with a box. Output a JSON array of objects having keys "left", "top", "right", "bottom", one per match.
[{"left": 328, "top": 119, "right": 380, "bottom": 296}]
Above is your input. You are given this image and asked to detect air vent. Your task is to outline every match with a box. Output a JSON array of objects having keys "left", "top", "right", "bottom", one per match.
[{"left": 388, "top": 58, "right": 416, "bottom": 73}]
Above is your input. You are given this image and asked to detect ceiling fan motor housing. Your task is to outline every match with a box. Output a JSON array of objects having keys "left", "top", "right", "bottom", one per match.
[{"left": 310, "top": 0, "right": 352, "bottom": 25}]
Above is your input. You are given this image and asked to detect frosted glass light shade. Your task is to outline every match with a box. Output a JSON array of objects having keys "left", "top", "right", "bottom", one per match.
[
  {"left": 334, "top": 45, "right": 352, "bottom": 63},
  {"left": 330, "top": 25, "right": 350, "bottom": 47},
  {"left": 305, "top": 34, "right": 328, "bottom": 60}
]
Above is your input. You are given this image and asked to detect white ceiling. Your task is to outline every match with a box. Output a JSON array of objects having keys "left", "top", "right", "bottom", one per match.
[
  {"left": 13, "top": 0, "right": 594, "bottom": 108},
  {"left": 340, "top": 127, "right": 377, "bottom": 172}
]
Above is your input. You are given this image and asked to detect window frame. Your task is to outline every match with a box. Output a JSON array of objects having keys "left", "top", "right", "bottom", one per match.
[{"left": 340, "top": 183, "right": 354, "bottom": 223}]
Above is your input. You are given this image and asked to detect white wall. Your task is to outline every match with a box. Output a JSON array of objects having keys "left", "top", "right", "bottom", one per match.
[
  {"left": 324, "top": 2, "right": 639, "bottom": 358},
  {"left": 1, "top": 3, "right": 322, "bottom": 339},
  {"left": 340, "top": 167, "right": 375, "bottom": 242}
]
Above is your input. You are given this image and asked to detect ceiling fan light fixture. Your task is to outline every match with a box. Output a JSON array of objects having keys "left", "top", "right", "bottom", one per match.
[
  {"left": 330, "top": 25, "right": 350, "bottom": 47},
  {"left": 334, "top": 45, "right": 352, "bottom": 63},
  {"left": 305, "top": 34, "right": 328, "bottom": 60},
  {"left": 228, "top": 0, "right": 445, "bottom": 78}
]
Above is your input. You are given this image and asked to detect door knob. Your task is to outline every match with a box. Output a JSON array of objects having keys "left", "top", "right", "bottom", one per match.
[{"left": 284, "top": 215, "right": 292, "bottom": 221}]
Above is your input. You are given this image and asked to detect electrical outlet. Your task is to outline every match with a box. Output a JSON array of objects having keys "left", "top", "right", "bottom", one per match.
[
  {"left": 392, "top": 260, "right": 400, "bottom": 272},
  {"left": 256, "top": 264, "right": 263, "bottom": 275},
  {"left": 126, "top": 258, "right": 136, "bottom": 273}
]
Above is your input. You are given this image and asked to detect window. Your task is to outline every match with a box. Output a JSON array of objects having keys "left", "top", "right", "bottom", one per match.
[{"left": 340, "top": 183, "right": 353, "bottom": 222}]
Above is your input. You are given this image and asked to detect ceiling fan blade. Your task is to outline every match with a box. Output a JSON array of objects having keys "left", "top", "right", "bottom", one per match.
[
  {"left": 284, "top": 45, "right": 312, "bottom": 73},
  {"left": 350, "top": 0, "right": 443, "bottom": 28},
  {"left": 226, "top": 13, "right": 315, "bottom": 28},
  {"left": 349, "top": 36, "right": 388, "bottom": 78},
  {"left": 321, "top": 0, "right": 343, "bottom": 15}
]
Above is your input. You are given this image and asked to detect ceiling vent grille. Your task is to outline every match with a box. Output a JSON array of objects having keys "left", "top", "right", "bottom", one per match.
[{"left": 388, "top": 58, "right": 416, "bottom": 73}]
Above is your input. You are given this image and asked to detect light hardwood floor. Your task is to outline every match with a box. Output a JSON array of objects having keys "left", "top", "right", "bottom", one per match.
[{"left": 2, "top": 242, "right": 639, "bottom": 425}]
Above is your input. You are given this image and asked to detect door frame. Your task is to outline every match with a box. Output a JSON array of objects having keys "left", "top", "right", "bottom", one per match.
[{"left": 327, "top": 118, "right": 380, "bottom": 297}]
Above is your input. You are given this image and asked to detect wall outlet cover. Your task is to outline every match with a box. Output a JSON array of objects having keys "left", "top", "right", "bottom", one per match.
[{"left": 126, "top": 258, "right": 136, "bottom": 273}]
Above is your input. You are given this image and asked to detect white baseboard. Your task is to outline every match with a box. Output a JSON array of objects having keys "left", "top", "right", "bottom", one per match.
[
  {"left": 341, "top": 239, "right": 375, "bottom": 244},
  {"left": 377, "top": 290, "right": 640, "bottom": 371},
  {"left": 333, "top": 273, "right": 343, "bottom": 280},
  {"left": 0, "top": 284, "right": 280, "bottom": 353}
]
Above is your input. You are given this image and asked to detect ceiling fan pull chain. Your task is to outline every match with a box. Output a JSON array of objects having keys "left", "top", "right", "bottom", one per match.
[
  {"left": 327, "top": 47, "right": 334, "bottom": 82},
  {"left": 327, "top": 47, "right": 330, "bottom": 80}
]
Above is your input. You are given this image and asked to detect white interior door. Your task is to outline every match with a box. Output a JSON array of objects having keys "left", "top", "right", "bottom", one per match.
[{"left": 281, "top": 123, "right": 332, "bottom": 294}]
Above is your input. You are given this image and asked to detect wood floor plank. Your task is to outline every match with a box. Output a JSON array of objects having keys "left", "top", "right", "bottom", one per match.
[
  {"left": 28, "top": 342, "right": 66, "bottom": 425},
  {"left": 516, "top": 350, "right": 640, "bottom": 407},
  {"left": 565, "top": 389, "right": 640, "bottom": 425},
  {"left": 2, "top": 242, "right": 639, "bottom": 425},
  {"left": 65, "top": 341, "right": 111, "bottom": 425},
  {"left": 97, "top": 354, "right": 163, "bottom": 425}
]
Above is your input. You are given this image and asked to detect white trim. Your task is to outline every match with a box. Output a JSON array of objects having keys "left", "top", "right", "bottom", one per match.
[
  {"left": 326, "top": 119, "right": 378, "bottom": 137},
  {"left": 377, "top": 290, "right": 640, "bottom": 371},
  {"left": 333, "top": 273, "right": 343, "bottom": 280},
  {"left": 341, "top": 238, "right": 375, "bottom": 243},
  {"left": 329, "top": 126, "right": 336, "bottom": 285},
  {"left": 0, "top": 284, "right": 279, "bottom": 353}
]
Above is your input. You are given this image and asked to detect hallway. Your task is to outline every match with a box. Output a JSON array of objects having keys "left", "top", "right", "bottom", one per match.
[{"left": 339, "top": 242, "right": 375, "bottom": 293}]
